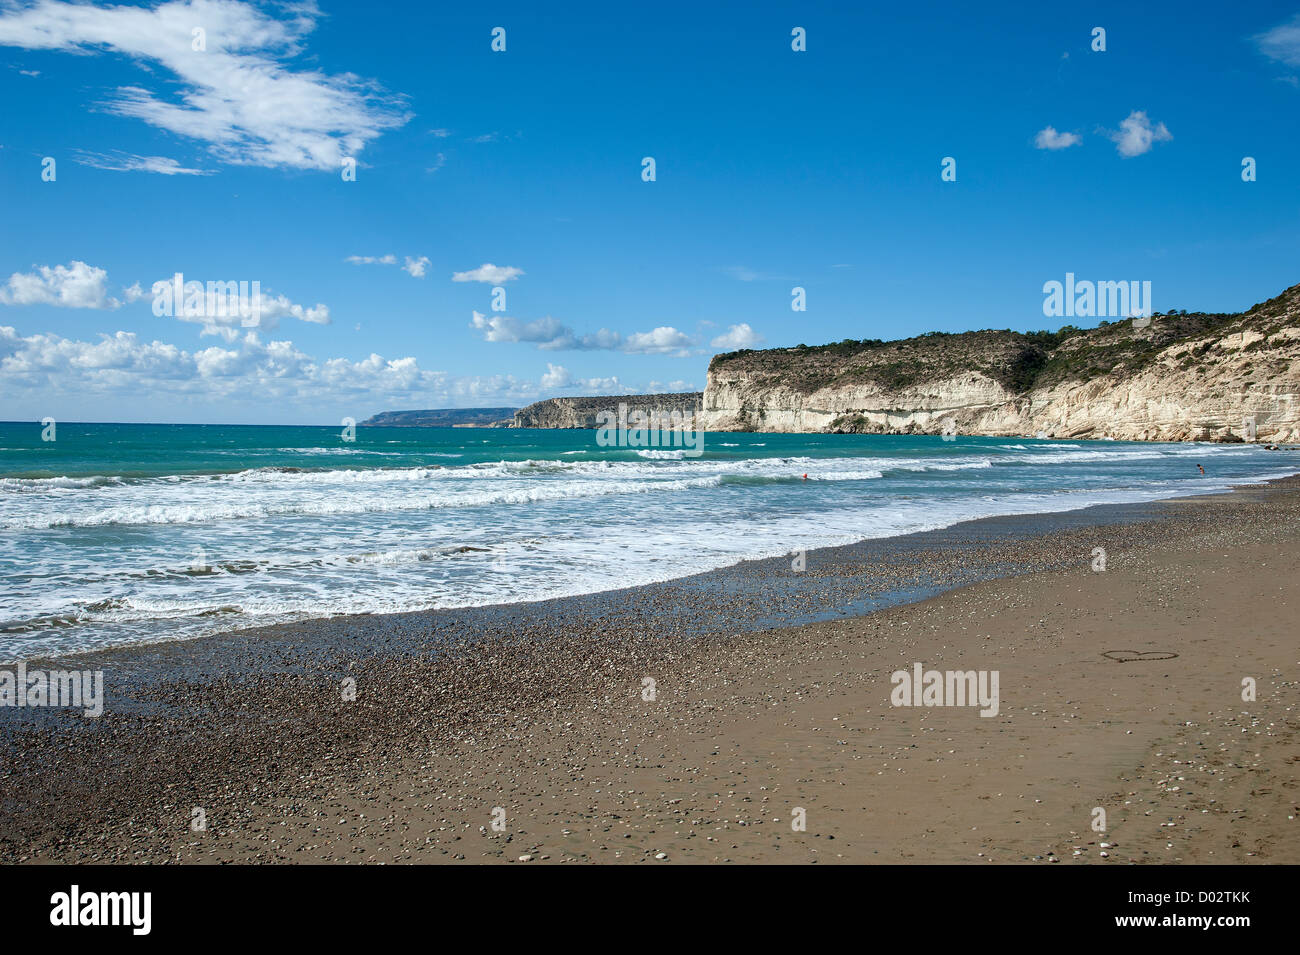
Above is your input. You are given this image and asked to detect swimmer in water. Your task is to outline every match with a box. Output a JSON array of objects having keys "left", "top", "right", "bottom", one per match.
[{"left": 1197, "top": 464, "right": 1205, "bottom": 475}]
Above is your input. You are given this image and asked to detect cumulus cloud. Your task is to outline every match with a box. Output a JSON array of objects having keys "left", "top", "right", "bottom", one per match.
[
  {"left": 0, "top": 325, "right": 613, "bottom": 411},
  {"left": 709, "top": 323, "right": 764, "bottom": 350},
  {"left": 469, "top": 311, "right": 591, "bottom": 350},
  {"left": 402, "top": 255, "right": 430, "bottom": 278},
  {"left": 622, "top": 326, "right": 694, "bottom": 355},
  {"left": 0, "top": 261, "right": 124, "bottom": 309},
  {"left": 1108, "top": 111, "right": 1172, "bottom": 157},
  {"left": 256, "top": 293, "right": 330, "bottom": 325},
  {"left": 346, "top": 254, "right": 398, "bottom": 266},
  {"left": 149, "top": 277, "right": 330, "bottom": 341},
  {"left": 470, "top": 311, "right": 694, "bottom": 356},
  {"left": 452, "top": 263, "right": 524, "bottom": 284},
  {"left": 1, "top": 261, "right": 335, "bottom": 339},
  {"left": 573, "top": 374, "right": 624, "bottom": 394},
  {"left": 0, "top": 0, "right": 409, "bottom": 171},
  {"left": 1034, "top": 126, "right": 1081, "bottom": 150},
  {"left": 540, "top": 362, "right": 571, "bottom": 389},
  {"left": 0, "top": 325, "right": 363, "bottom": 396},
  {"left": 538, "top": 363, "right": 625, "bottom": 394}
]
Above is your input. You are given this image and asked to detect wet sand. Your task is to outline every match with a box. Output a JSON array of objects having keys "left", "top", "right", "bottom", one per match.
[{"left": 3, "top": 478, "right": 1298, "bottom": 864}]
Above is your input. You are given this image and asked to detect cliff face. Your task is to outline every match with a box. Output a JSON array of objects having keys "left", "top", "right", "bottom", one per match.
[
  {"left": 701, "top": 283, "right": 1300, "bottom": 442},
  {"left": 505, "top": 393, "right": 703, "bottom": 429}
]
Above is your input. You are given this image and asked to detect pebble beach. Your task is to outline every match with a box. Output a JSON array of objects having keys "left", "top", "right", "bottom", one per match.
[{"left": 2, "top": 476, "right": 1297, "bottom": 864}]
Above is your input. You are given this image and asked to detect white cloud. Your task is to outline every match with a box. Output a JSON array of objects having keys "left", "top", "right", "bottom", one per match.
[
  {"left": 0, "top": 261, "right": 122, "bottom": 309},
  {"left": 75, "top": 150, "right": 211, "bottom": 175},
  {"left": 426, "top": 151, "right": 446, "bottom": 173},
  {"left": 471, "top": 311, "right": 694, "bottom": 355},
  {"left": 622, "top": 326, "right": 694, "bottom": 356},
  {"left": 538, "top": 364, "right": 625, "bottom": 394},
  {"left": 0, "top": 0, "right": 409, "bottom": 171},
  {"left": 1256, "top": 15, "right": 1300, "bottom": 66},
  {"left": 572, "top": 375, "right": 625, "bottom": 394},
  {"left": 646, "top": 379, "right": 696, "bottom": 394},
  {"left": 540, "top": 363, "right": 571, "bottom": 389},
  {"left": 709, "top": 323, "right": 764, "bottom": 350},
  {"left": 1109, "top": 111, "right": 1172, "bottom": 158},
  {"left": 452, "top": 263, "right": 524, "bottom": 283},
  {"left": 150, "top": 278, "right": 330, "bottom": 340},
  {"left": 346, "top": 253, "right": 428, "bottom": 277},
  {"left": 0, "top": 325, "right": 429, "bottom": 402},
  {"left": 1, "top": 263, "right": 333, "bottom": 338},
  {"left": 257, "top": 293, "right": 330, "bottom": 325},
  {"left": 0, "top": 324, "right": 615, "bottom": 411},
  {"left": 470, "top": 311, "right": 579, "bottom": 349},
  {"left": 1034, "top": 126, "right": 1081, "bottom": 150}
]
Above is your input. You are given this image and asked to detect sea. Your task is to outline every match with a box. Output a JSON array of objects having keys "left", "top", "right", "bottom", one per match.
[{"left": 2, "top": 421, "right": 1298, "bottom": 661}]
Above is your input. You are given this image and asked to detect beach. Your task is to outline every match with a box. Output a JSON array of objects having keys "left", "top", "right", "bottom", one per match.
[
  {"left": 3, "top": 475, "right": 1297, "bottom": 864},
  {"left": 4, "top": 0, "right": 1300, "bottom": 891}
]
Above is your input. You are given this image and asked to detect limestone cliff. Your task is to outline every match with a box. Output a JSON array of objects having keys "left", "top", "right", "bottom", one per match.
[
  {"left": 700, "top": 283, "right": 1300, "bottom": 442},
  {"left": 504, "top": 393, "right": 702, "bottom": 429}
]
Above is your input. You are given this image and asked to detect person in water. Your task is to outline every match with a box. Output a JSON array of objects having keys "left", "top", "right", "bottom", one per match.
[{"left": 1197, "top": 464, "right": 1205, "bottom": 475}]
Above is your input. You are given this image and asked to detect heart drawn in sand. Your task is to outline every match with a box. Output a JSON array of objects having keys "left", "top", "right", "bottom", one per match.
[{"left": 1102, "top": 650, "right": 1179, "bottom": 663}]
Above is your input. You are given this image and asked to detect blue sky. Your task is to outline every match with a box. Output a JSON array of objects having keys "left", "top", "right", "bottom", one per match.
[{"left": 2, "top": 0, "right": 1299, "bottom": 424}]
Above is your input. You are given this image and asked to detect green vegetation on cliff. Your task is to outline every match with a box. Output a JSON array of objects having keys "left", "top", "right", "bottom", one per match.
[{"left": 708, "top": 282, "right": 1300, "bottom": 396}]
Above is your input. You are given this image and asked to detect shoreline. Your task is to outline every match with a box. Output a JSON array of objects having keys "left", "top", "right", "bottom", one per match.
[
  {"left": 5, "top": 472, "right": 1289, "bottom": 676},
  {"left": 2, "top": 475, "right": 1298, "bottom": 863}
]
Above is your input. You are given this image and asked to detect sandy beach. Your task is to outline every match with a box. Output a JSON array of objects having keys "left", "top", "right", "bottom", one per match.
[{"left": 3, "top": 477, "right": 1298, "bottom": 865}]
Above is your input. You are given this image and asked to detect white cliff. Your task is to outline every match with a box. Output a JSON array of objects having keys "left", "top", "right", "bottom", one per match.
[{"left": 700, "top": 284, "right": 1300, "bottom": 443}]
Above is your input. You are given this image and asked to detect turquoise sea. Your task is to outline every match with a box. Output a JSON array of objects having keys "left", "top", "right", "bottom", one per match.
[{"left": 2, "top": 421, "right": 1297, "bottom": 660}]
